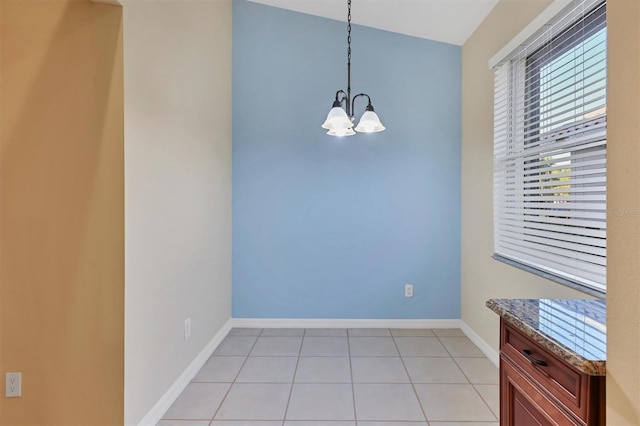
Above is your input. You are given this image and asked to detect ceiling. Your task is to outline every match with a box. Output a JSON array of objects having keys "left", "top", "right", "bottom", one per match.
[{"left": 247, "top": 0, "right": 499, "bottom": 46}]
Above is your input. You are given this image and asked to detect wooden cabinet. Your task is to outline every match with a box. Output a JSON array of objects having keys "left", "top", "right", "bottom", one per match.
[{"left": 499, "top": 320, "right": 605, "bottom": 426}]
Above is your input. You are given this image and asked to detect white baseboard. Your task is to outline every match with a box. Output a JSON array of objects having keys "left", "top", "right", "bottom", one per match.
[
  {"left": 231, "top": 317, "right": 462, "bottom": 329},
  {"left": 137, "top": 318, "right": 233, "bottom": 426},
  {"left": 460, "top": 320, "right": 499, "bottom": 367}
]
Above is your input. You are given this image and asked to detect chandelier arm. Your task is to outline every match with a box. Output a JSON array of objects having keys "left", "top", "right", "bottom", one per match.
[
  {"left": 334, "top": 89, "right": 348, "bottom": 104},
  {"left": 351, "top": 93, "right": 371, "bottom": 114}
]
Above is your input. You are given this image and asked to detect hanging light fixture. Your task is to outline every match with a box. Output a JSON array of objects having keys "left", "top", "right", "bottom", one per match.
[{"left": 321, "top": 0, "right": 385, "bottom": 137}]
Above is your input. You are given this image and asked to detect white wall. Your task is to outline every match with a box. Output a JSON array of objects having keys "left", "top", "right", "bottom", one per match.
[
  {"left": 460, "top": 0, "right": 590, "bottom": 352},
  {"left": 122, "top": 1, "right": 232, "bottom": 424}
]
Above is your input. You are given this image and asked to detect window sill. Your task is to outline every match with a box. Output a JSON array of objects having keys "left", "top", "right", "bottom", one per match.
[{"left": 492, "top": 254, "right": 606, "bottom": 299}]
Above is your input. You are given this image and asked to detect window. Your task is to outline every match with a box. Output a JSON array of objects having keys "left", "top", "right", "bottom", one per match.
[{"left": 493, "top": 0, "right": 607, "bottom": 294}]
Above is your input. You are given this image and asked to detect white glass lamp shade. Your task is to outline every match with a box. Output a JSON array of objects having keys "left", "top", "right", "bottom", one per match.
[
  {"left": 355, "top": 109, "right": 385, "bottom": 133},
  {"left": 322, "top": 106, "right": 354, "bottom": 136},
  {"left": 327, "top": 126, "right": 356, "bottom": 137}
]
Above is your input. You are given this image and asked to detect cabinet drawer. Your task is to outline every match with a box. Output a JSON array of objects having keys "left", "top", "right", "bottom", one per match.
[
  {"left": 501, "top": 323, "right": 587, "bottom": 421},
  {"left": 501, "top": 356, "right": 580, "bottom": 426}
]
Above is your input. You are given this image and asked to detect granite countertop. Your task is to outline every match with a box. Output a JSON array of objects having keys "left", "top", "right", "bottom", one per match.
[{"left": 486, "top": 298, "right": 606, "bottom": 376}]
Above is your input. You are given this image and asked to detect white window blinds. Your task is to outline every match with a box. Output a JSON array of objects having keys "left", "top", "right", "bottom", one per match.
[{"left": 493, "top": 0, "right": 607, "bottom": 292}]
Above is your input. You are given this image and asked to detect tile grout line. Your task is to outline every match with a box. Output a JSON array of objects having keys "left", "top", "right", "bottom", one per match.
[
  {"left": 347, "top": 328, "right": 358, "bottom": 423},
  {"left": 435, "top": 333, "right": 456, "bottom": 359},
  {"left": 165, "top": 331, "right": 263, "bottom": 423},
  {"left": 450, "top": 355, "right": 499, "bottom": 421},
  {"left": 471, "top": 383, "right": 501, "bottom": 421},
  {"left": 436, "top": 334, "right": 487, "bottom": 358},
  {"left": 436, "top": 333, "right": 499, "bottom": 422},
  {"left": 391, "top": 331, "right": 430, "bottom": 424},
  {"left": 280, "top": 328, "right": 306, "bottom": 425},
  {"left": 208, "top": 330, "right": 262, "bottom": 423}
]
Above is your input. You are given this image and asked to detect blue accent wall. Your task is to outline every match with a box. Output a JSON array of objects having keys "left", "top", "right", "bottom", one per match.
[{"left": 232, "top": 0, "right": 461, "bottom": 319}]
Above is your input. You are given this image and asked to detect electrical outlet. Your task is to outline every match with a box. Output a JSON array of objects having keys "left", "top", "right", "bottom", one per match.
[
  {"left": 6, "top": 372, "right": 22, "bottom": 397},
  {"left": 184, "top": 318, "right": 191, "bottom": 340},
  {"left": 404, "top": 284, "right": 413, "bottom": 298}
]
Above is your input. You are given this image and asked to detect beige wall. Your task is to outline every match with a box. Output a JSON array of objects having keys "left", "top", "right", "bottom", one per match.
[
  {"left": 0, "top": 0, "right": 124, "bottom": 424},
  {"left": 606, "top": 0, "right": 640, "bottom": 423},
  {"left": 462, "top": 0, "right": 640, "bottom": 423},
  {"left": 122, "top": 1, "right": 232, "bottom": 424},
  {"left": 461, "top": 0, "right": 588, "bottom": 353}
]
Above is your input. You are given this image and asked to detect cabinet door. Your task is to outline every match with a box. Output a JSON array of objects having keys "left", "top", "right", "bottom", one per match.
[{"left": 501, "top": 357, "right": 580, "bottom": 426}]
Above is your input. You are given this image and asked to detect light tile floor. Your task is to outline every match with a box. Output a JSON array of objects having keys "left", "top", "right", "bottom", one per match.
[{"left": 159, "top": 328, "right": 499, "bottom": 426}]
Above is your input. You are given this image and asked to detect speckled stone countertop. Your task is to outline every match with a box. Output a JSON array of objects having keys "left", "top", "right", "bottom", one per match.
[{"left": 486, "top": 298, "right": 606, "bottom": 376}]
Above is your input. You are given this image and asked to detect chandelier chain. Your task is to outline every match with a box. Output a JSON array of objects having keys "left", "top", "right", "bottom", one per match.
[
  {"left": 347, "top": 0, "right": 351, "bottom": 66},
  {"left": 346, "top": 0, "right": 352, "bottom": 116}
]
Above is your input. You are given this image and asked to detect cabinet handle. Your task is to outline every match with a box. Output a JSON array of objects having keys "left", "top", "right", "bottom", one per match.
[{"left": 522, "top": 349, "right": 548, "bottom": 366}]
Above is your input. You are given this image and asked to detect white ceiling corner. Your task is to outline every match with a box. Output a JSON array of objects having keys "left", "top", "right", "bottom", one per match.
[{"left": 246, "top": 0, "right": 498, "bottom": 46}]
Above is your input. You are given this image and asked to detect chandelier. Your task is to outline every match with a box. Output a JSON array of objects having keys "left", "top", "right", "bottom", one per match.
[{"left": 321, "top": 0, "right": 385, "bottom": 137}]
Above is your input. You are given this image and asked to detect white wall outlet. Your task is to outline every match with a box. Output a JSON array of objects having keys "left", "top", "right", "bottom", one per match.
[
  {"left": 184, "top": 318, "right": 191, "bottom": 340},
  {"left": 5, "top": 372, "right": 22, "bottom": 397},
  {"left": 404, "top": 284, "right": 413, "bottom": 298}
]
